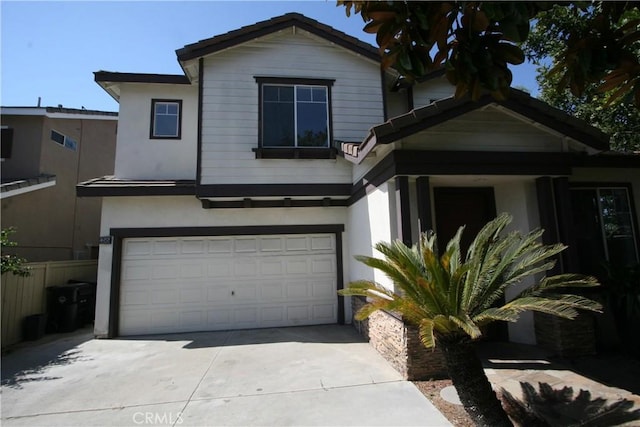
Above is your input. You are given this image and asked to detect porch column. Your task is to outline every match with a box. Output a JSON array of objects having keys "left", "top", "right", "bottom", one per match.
[
  {"left": 535, "top": 177, "right": 579, "bottom": 273},
  {"left": 535, "top": 178, "right": 595, "bottom": 357},
  {"left": 395, "top": 176, "right": 412, "bottom": 246},
  {"left": 415, "top": 176, "right": 433, "bottom": 233},
  {"left": 535, "top": 177, "right": 563, "bottom": 274},
  {"left": 553, "top": 177, "right": 579, "bottom": 273}
]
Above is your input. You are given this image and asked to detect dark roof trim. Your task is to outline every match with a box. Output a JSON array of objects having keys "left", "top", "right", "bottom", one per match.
[
  {"left": 196, "top": 183, "right": 351, "bottom": 198},
  {"left": 345, "top": 89, "right": 610, "bottom": 163},
  {"left": 94, "top": 71, "right": 191, "bottom": 85},
  {"left": 176, "top": 12, "right": 380, "bottom": 62},
  {"left": 201, "top": 198, "right": 348, "bottom": 209},
  {"left": 109, "top": 224, "right": 345, "bottom": 238},
  {"left": 76, "top": 177, "right": 196, "bottom": 197},
  {"left": 573, "top": 152, "right": 640, "bottom": 168}
]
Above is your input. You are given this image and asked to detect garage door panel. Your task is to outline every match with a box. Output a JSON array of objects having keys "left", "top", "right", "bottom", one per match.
[
  {"left": 122, "top": 289, "right": 149, "bottom": 306},
  {"left": 119, "top": 234, "right": 338, "bottom": 335},
  {"left": 311, "top": 235, "right": 334, "bottom": 251},
  {"left": 285, "top": 236, "right": 309, "bottom": 251},
  {"left": 235, "top": 237, "right": 258, "bottom": 253},
  {"left": 208, "top": 238, "right": 233, "bottom": 253},
  {"left": 181, "top": 288, "right": 204, "bottom": 303},
  {"left": 260, "top": 236, "right": 284, "bottom": 252},
  {"left": 181, "top": 239, "right": 206, "bottom": 254},
  {"left": 153, "top": 239, "right": 179, "bottom": 255},
  {"left": 207, "top": 286, "right": 231, "bottom": 302}
]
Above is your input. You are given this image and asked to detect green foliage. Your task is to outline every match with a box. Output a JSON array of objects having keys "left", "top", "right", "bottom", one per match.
[
  {"left": 1, "top": 228, "right": 30, "bottom": 277},
  {"left": 523, "top": 4, "right": 640, "bottom": 151},
  {"left": 501, "top": 381, "right": 640, "bottom": 426},
  {"left": 340, "top": 213, "right": 602, "bottom": 349},
  {"left": 339, "top": 1, "right": 640, "bottom": 108}
]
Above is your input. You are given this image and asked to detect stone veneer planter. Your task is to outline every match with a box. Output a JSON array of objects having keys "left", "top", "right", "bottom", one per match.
[
  {"left": 351, "top": 296, "right": 448, "bottom": 380},
  {"left": 534, "top": 311, "right": 597, "bottom": 357}
]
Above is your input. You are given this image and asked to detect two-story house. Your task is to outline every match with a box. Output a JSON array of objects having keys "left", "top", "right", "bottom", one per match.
[
  {"left": 79, "top": 13, "right": 639, "bottom": 357},
  {"left": 2, "top": 106, "right": 117, "bottom": 261}
]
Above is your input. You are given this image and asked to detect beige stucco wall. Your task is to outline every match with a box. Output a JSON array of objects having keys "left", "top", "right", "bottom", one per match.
[
  {"left": 0, "top": 115, "right": 43, "bottom": 178},
  {"left": 1, "top": 114, "right": 117, "bottom": 262}
]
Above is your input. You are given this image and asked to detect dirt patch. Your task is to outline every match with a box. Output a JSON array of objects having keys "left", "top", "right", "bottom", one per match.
[{"left": 413, "top": 379, "right": 475, "bottom": 427}]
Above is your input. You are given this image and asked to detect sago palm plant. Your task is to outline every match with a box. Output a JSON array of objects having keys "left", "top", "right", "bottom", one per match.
[{"left": 340, "top": 213, "right": 602, "bottom": 427}]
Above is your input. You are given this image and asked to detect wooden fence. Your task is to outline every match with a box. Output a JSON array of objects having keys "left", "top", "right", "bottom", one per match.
[{"left": 1, "top": 260, "right": 98, "bottom": 349}]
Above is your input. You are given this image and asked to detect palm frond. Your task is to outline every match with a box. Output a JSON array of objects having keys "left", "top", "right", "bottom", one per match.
[
  {"left": 418, "top": 318, "right": 436, "bottom": 348},
  {"left": 519, "top": 274, "right": 600, "bottom": 298},
  {"left": 477, "top": 294, "right": 601, "bottom": 323},
  {"left": 448, "top": 313, "right": 483, "bottom": 339},
  {"left": 462, "top": 213, "right": 512, "bottom": 310}
]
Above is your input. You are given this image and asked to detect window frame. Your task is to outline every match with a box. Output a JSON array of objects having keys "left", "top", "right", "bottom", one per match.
[
  {"left": 570, "top": 182, "right": 640, "bottom": 265},
  {"left": 50, "top": 129, "right": 78, "bottom": 151},
  {"left": 255, "top": 77, "right": 334, "bottom": 154},
  {"left": 150, "top": 99, "right": 182, "bottom": 140}
]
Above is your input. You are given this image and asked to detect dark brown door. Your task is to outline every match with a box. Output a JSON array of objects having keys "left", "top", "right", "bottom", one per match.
[
  {"left": 433, "top": 187, "right": 497, "bottom": 255},
  {"left": 433, "top": 187, "right": 508, "bottom": 341}
]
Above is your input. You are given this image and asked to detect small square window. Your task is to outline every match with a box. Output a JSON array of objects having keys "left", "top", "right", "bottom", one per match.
[{"left": 150, "top": 99, "right": 182, "bottom": 139}]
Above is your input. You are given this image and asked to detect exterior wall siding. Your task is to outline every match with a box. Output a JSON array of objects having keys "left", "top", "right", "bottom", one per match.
[
  {"left": 115, "top": 84, "right": 198, "bottom": 180},
  {"left": 94, "top": 196, "right": 349, "bottom": 336},
  {"left": 200, "top": 30, "right": 383, "bottom": 185},
  {"left": 402, "top": 106, "right": 567, "bottom": 152},
  {"left": 412, "top": 78, "right": 454, "bottom": 108}
]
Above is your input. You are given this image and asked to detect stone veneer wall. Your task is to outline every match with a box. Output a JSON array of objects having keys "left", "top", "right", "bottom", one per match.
[
  {"left": 351, "top": 296, "right": 448, "bottom": 380},
  {"left": 534, "top": 312, "right": 597, "bottom": 357}
]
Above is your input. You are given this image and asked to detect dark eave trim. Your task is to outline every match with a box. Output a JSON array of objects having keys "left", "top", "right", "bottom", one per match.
[
  {"left": 201, "top": 198, "right": 348, "bottom": 209},
  {"left": 573, "top": 153, "right": 640, "bottom": 168},
  {"left": 196, "top": 183, "right": 351, "bottom": 198},
  {"left": 76, "top": 180, "right": 196, "bottom": 197},
  {"left": 176, "top": 13, "right": 379, "bottom": 62},
  {"left": 94, "top": 71, "right": 191, "bottom": 85},
  {"left": 252, "top": 147, "right": 337, "bottom": 159},
  {"left": 349, "top": 150, "right": 575, "bottom": 205}
]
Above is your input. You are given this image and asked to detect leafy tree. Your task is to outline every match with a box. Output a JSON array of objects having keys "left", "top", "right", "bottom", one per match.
[
  {"left": 340, "top": 213, "right": 602, "bottom": 427},
  {"left": 523, "top": 4, "right": 640, "bottom": 152},
  {"left": 1, "top": 228, "right": 30, "bottom": 277},
  {"left": 338, "top": 1, "right": 640, "bottom": 107}
]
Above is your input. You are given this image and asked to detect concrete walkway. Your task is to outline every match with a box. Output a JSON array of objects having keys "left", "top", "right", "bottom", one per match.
[
  {"left": 476, "top": 341, "right": 640, "bottom": 422},
  {"left": 1, "top": 325, "right": 451, "bottom": 426}
]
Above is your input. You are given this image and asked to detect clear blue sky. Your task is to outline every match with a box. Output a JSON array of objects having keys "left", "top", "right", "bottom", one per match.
[{"left": 1, "top": 1, "right": 540, "bottom": 112}]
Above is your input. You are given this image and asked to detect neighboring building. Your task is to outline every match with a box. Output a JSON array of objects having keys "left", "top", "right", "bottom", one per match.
[
  {"left": 1, "top": 106, "right": 117, "bottom": 262},
  {"left": 80, "top": 13, "right": 639, "bottom": 353}
]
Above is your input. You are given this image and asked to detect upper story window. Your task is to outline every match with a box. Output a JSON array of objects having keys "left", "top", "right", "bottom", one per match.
[
  {"left": 51, "top": 129, "right": 77, "bottom": 151},
  {"left": 150, "top": 99, "right": 182, "bottom": 139},
  {"left": 256, "top": 78, "right": 334, "bottom": 153}
]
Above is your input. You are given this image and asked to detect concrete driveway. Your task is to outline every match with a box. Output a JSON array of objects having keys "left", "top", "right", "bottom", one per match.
[{"left": 1, "top": 325, "right": 450, "bottom": 426}]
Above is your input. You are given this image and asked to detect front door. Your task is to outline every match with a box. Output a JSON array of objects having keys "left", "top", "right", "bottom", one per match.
[
  {"left": 433, "top": 187, "right": 497, "bottom": 255},
  {"left": 433, "top": 187, "right": 508, "bottom": 341}
]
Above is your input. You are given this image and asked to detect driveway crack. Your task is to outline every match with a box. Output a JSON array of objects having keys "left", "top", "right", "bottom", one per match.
[{"left": 173, "top": 331, "right": 233, "bottom": 426}]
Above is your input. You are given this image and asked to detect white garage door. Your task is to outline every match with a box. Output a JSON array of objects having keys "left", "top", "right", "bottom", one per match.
[{"left": 118, "top": 234, "right": 338, "bottom": 336}]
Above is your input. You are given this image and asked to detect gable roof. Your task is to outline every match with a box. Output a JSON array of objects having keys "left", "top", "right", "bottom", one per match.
[
  {"left": 176, "top": 12, "right": 380, "bottom": 62},
  {"left": 342, "top": 89, "right": 610, "bottom": 163}
]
